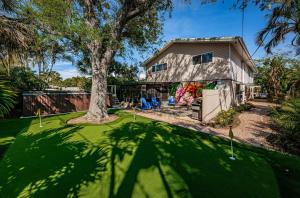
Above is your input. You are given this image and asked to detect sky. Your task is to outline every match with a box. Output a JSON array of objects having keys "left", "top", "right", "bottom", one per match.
[{"left": 51, "top": 0, "right": 290, "bottom": 79}]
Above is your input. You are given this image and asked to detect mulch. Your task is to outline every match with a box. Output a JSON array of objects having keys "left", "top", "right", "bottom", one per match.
[{"left": 68, "top": 114, "right": 119, "bottom": 125}]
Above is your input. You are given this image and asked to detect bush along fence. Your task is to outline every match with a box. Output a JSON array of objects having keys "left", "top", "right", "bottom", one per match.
[{"left": 22, "top": 91, "right": 113, "bottom": 116}]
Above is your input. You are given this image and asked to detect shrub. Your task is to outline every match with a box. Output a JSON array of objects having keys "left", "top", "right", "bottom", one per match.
[
  {"left": 235, "top": 103, "right": 254, "bottom": 112},
  {"left": 0, "top": 81, "right": 16, "bottom": 117},
  {"left": 214, "top": 108, "right": 237, "bottom": 127},
  {"left": 269, "top": 99, "right": 300, "bottom": 154},
  {"left": 10, "top": 67, "right": 48, "bottom": 91},
  {"left": 214, "top": 103, "right": 254, "bottom": 127}
]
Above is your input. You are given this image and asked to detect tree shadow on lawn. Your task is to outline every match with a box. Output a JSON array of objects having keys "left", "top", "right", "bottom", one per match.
[
  {"left": 0, "top": 116, "right": 280, "bottom": 198},
  {"left": 0, "top": 125, "right": 108, "bottom": 197},
  {"left": 0, "top": 118, "right": 33, "bottom": 160},
  {"left": 105, "top": 120, "right": 279, "bottom": 198}
]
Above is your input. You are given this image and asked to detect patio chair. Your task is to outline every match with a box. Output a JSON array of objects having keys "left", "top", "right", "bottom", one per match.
[
  {"left": 151, "top": 97, "right": 160, "bottom": 108},
  {"left": 168, "top": 96, "right": 176, "bottom": 106},
  {"left": 141, "top": 97, "right": 152, "bottom": 110}
]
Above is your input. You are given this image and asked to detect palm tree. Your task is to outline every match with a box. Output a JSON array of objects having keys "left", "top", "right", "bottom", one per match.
[
  {"left": 0, "top": 0, "right": 34, "bottom": 75},
  {"left": 256, "top": 0, "right": 300, "bottom": 53},
  {"left": 0, "top": 81, "right": 16, "bottom": 117}
]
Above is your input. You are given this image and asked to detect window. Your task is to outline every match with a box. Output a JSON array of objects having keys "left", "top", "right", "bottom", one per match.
[
  {"left": 193, "top": 52, "right": 213, "bottom": 64},
  {"left": 152, "top": 66, "right": 156, "bottom": 72},
  {"left": 151, "top": 63, "right": 167, "bottom": 72}
]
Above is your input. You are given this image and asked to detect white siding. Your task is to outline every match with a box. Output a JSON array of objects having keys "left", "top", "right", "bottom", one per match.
[
  {"left": 145, "top": 43, "right": 231, "bottom": 82},
  {"left": 230, "top": 46, "right": 254, "bottom": 84}
]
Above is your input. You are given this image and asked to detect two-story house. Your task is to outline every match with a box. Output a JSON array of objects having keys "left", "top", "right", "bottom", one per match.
[{"left": 143, "top": 37, "right": 255, "bottom": 107}]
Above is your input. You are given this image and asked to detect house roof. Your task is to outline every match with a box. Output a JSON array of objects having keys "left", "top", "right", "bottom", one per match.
[{"left": 143, "top": 36, "right": 256, "bottom": 71}]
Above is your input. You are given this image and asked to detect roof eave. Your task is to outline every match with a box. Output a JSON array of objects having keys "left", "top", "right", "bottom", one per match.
[{"left": 143, "top": 37, "right": 256, "bottom": 71}]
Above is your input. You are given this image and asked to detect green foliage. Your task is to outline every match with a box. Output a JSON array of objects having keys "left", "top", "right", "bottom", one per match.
[
  {"left": 22, "top": 0, "right": 171, "bottom": 77},
  {"left": 40, "top": 71, "right": 63, "bottom": 87},
  {"left": 10, "top": 67, "right": 48, "bottom": 91},
  {"left": 235, "top": 103, "right": 254, "bottom": 112},
  {"left": 61, "top": 76, "right": 91, "bottom": 90},
  {"left": 255, "top": 0, "right": 300, "bottom": 54},
  {"left": 206, "top": 82, "right": 217, "bottom": 89},
  {"left": 108, "top": 62, "right": 139, "bottom": 80},
  {"left": 270, "top": 99, "right": 300, "bottom": 154},
  {"left": 214, "top": 103, "right": 254, "bottom": 127},
  {"left": 255, "top": 55, "right": 300, "bottom": 101},
  {"left": 196, "top": 88, "right": 203, "bottom": 96},
  {"left": 168, "top": 82, "right": 180, "bottom": 96},
  {"left": 213, "top": 0, "right": 300, "bottom": 54},
  {"left": 80, "top": 78, "right": 92, "bottom": 91},
  {"left": 107, "top": 76, "right": 137, "bottom": 86},
  {"left": 214, "top": 108, "right": 237, "bottom": 127},
  {"left": 0, "top": 80, "right": 16, "bottom": 117}
]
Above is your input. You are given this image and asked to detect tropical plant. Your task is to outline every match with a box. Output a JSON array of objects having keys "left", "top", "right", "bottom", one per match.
[
  {"left": 0, "top": 81, "right": 16, "bottom": 117},
  {"left": 256, "top": 0, "right": 300, "bottom": 54},
  {"left": 214, "top": 103, "right": 253, "bottom": 127},
  {"left": 40, "top": 71, "right": 63, "bottom": 87},
  {"left": 270, "top": 99, "right": 300, "bottom": 154},
  {"left": 0, "top": 0, "right": 33, "bottom": 51},
  {"left": 169, "top": 82, "right": 180, "bottom": 96},
  {"left": 214, "top": 108, "right": 237, "bottom": 127},
  {"left": 10, "top": 67, "right": 48, "bottom": 91},
  {"left": 202, "top": 0, "right": 300, "bottom": 54},
  {"left": 62, "top": 77, "right": 90, "bottom": 89},
  {"left": 255, "top": 55, "right": 300, "bottom": 100},
  {"left": 0, "top": 0, "right": 34, "bottom": 75}
]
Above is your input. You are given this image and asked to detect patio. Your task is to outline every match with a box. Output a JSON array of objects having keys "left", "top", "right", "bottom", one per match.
[{"left": 127, "top": 100, "right": 278, "bottom": 150}]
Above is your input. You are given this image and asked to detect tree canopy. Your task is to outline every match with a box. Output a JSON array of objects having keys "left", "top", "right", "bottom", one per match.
[
  {"left": 255, "top": 54, "right": 300, "bottom": 100},
  {"left": 21, "top": 0, "right": 174, "bottom": 120}
]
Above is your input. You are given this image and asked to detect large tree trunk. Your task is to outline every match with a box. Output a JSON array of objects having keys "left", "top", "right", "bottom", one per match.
[{"left": 85, "top": 42, "right": 113, "bottom": 121}]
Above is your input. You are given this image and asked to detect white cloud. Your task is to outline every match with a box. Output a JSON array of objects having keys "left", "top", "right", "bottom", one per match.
[{"left": 59, "top": 68, "right": 82, "bottom": 79}]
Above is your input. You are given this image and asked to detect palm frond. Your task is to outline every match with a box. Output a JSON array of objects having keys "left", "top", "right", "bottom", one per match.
[
  {"left": 0, "top": 80, "right": 16, "bottom": 117},
  {"left": 0, "top": 15, "right": 34, "bottom": 51},
  {"left": 256, "top": 0, "right": 300, "bottom": 54}
]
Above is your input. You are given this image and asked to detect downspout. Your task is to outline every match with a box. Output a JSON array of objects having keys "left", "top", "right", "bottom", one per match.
[
  {"left": 228, "top": 43, "right": 233, "bottom": 80},
  {"left": 228, "top": 43, "right": 236, "bottom": 106}
]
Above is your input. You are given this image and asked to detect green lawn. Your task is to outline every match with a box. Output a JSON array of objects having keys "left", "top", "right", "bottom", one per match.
[{"left": 0, "top": 111, "right": 299, "bottom": 198}]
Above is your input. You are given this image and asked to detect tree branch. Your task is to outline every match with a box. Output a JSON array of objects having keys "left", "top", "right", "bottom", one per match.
[{"left": 114, "top": 0, "right": 156, "bottom": 41}]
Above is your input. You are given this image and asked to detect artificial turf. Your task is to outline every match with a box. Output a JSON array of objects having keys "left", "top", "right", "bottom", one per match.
[{"left": 0, "top": 110, "right": 299, "bottom": 197}]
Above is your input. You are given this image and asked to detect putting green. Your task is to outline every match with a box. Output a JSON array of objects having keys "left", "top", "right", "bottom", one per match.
[{"left": 0, "top": 111, "right": 280, "bottom": 197}]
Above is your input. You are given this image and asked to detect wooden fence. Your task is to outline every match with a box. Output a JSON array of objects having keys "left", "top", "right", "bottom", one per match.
[{"left": 22, "top": 91, "right": 112, "bottom": 116}]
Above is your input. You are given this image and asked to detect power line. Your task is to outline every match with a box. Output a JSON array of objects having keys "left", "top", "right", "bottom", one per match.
[
  {"left": 242, "top": 1, "right": 245, "bottom": 39},
  {"left": 251, "top": 1, "right": 287, "bottom": 58},
  {"left": 251, "top": 31, "right": 270, "bottom": 58}
]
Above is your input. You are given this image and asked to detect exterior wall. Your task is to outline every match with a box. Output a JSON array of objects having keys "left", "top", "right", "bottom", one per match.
[
  {"left": 230, "top": 45, "right": 242, "bottom": 82},
  {"left": 202, "top": 83, "right": 233, "bottom": 122},
  {"left": 230, "top": 46, "right": 254, "bottom": 84},
  {"left": 230, "top": 46, "right": 254, "bottom": 103},
  {"left": 145, "top": 43, "right": 231, "bottom": 82}
]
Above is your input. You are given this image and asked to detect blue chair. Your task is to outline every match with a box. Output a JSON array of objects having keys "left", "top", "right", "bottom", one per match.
[
  {"left": 168, "top": 96, "right": 176, "bottom": 106},
  {"left": 151, "top": 97, "right": 160, "bottom": 108},
  {"left": 141, "top": 97, "right": 152, "bottom": 110}
]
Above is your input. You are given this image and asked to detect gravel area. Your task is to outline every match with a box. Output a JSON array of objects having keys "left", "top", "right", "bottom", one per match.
[{"left": 127, "top": 101, "right": 279, "bottom": 149}]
